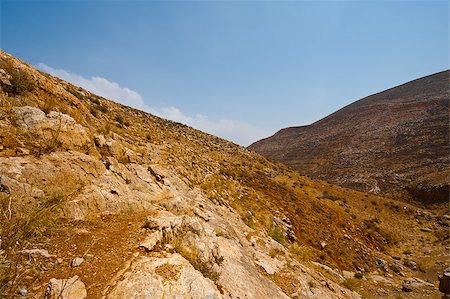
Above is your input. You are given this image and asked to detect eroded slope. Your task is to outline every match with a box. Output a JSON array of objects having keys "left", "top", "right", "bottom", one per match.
[
  {"left": 249, "top": 71, "right": 449, "bottom": 205},
  {"left": 0, "top": 51, "right": 447, "bottom": 298}
]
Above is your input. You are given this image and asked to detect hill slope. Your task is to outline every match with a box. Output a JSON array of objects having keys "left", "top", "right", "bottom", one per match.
[
  {"left": 0, "top": 51, "right": 447, "bottom": 298},
  {"left": 249, "top": 71, "right": 449, "bottom": 205}
]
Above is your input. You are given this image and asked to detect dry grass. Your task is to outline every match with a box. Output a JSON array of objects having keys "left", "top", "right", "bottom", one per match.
[
  {"left": 0, "top": 193, "right": 66, "bottom": 296},
  {"left": 154, "top": 227, "right": 222, "bottom": 282},
  {"left": 0, "top": 59, "right": 35, "bottom": 96}
]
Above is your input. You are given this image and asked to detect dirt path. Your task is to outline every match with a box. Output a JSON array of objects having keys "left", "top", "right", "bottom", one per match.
[{"left": 26, "top": 212, "right": 151, "bottom": 298}]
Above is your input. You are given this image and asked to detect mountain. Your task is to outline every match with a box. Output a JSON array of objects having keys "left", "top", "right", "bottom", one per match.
[
  {"left": 0, "top": 51, "right": 448, "bottom": 298},
  {"left": 249, "top": 71, "right": 449, "bottom": 205}
]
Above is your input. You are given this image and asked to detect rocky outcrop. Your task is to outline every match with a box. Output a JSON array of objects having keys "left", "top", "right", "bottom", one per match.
[
  {"left": 45, "top": 276, "right": 87, "bottom": 299},
  {"left": 107, "top": 254, "right": 221, "bottom": 299},
  {"left": 12, "top": 106, "right": 90, "bottom": 149}
]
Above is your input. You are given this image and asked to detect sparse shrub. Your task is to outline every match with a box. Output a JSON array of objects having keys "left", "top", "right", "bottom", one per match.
[
  {"left": 219, "top": 168, "right": 233, "bottom": 177},
  {"left": 0, "top": 60, "right": 34, "bottom": 96},
  {"left": 89, "top": 96, "right": 101, "bottom": 105},
  {"left": 363, "top": 218, "right": 380, "bottom": 232},
  {"left": 0, "top": 193, "right": 65, "bottom": 295},
  {"left": 269, "top": 225, "right": 287, "bottom": 245},
  {"left": 242, "top": 211, "right": 255, "bottom": 228},
  {"left": 0, "top": 193, "right": 65, "bottom": 248},
  {"left": 354, "top": 272, "right": 363, "bottom": 279},
  {"left": 90, "top": 106, "right": 98, "bottom": 117},
  {"left": 322, "top": 191, "right": 340, "bottom": 201},
  {"left": 96, "top": 104, "right": 108, "bottom": 113},
  {"left": 34, "top": 121, "right": 63, "bottom": 156},
  {"left": 343, "top": 278, "right": 357, "bottom": 290},
  {"left": 115, "top": 115, "right": 124, "bottom": 124},
  {"left": 155, "top": 226, "right": 222, "bottom": 281},
  {"left": 269, "top": 247, "right": 284, "bottom": 258},
  {"left": 215, "top": 230, "right": 229, "bottom": 239},
  {"left": 41, "top": 98, "right": 58, "bottom": 114},
  {"left": 434, "top": 228, "right": 449, "bottom": 242}
]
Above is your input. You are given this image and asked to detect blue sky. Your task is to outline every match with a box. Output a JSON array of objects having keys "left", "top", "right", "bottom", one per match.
[{"left": 1, "top": 1, "right": 448, "bottom": 145}]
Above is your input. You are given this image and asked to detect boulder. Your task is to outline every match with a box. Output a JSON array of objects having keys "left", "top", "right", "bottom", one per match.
[
  {"left": 12, "top": 106, "right": 90, "bottom": 148},
  {"left": 439, "top": 268, "right": 450, "bottom": 296},
  {"left": 45, "top": 276, "right": 87, "bottom": 299},
  {"left": 107, "top": 254, "right": 221, "bottom": 299},
  {"left": 71, "top": 257, "right": 84, "bottom": 267}
]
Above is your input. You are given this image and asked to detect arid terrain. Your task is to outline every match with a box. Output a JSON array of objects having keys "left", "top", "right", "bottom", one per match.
[
  {"left": 249, "top": 71, "right": 449, "bottom": 207},
  {"left": 0, "top": 51, "right": 448, "bottom": 298}
]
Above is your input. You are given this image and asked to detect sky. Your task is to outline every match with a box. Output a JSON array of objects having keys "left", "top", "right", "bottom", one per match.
[{"left": 1, "top": 0, "right": 448, "bottom": 146}]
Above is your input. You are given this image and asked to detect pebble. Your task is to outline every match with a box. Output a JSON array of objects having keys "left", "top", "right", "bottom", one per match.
[
  {"left": 18, "top": 287, "right": 27, "bottom": 296},
  {"left": 71, "top": 257, "right": 84, "bottom": 267}
]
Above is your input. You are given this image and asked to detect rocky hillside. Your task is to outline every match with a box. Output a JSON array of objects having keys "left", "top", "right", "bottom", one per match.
[
  {"left": 249, "top": 71, "right": 449, "bottom": 205},
  {"left": 0, "top": 51, "right": 448, "bottom": 298}
]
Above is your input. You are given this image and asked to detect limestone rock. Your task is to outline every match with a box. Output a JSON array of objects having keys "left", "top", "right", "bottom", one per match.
[
  {"left": 107, "top": 254, "right": 221, "bottom": 299},
  {"left": 12, "top": 106, "right": 90, "bottom": 148},
  {"left": 45, "top": 276, "right": 87, "bottom": 299}
]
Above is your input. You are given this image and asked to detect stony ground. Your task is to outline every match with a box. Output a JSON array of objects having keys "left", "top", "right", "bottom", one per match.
[{"left": 0, "top": 50, "right": 448, "bottom": 298}]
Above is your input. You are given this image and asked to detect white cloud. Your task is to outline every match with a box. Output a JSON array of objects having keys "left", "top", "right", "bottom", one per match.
[{"left": 37, "top": 63, "right": 269, "bottom": 146}]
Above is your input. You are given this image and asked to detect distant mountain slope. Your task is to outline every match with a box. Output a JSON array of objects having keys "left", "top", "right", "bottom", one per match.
[{"left": 249, "top": 71, "right": 449, "bottom": 204}]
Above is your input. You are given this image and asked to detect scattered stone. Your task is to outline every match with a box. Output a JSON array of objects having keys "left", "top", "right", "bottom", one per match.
[
  {"left": 18, "top": 287, "right": 27, "bottom": 296},
  {"left": 320, "top": 241, "right": 327, "bottom": 249},
  {"left": 376, "top": 258, "right": 388, "bottom": 271},
  {"left": 312, "top": 262, "right": 344, "bottom": 282},
  {"left": 257, "top": 259, "right": 277, "bottom": 275},
  {"left": 439, "top": 268, "right": 450, "bottom": 296},
  {"left": 194, "top": 208, "right": 212, "bottom": 222},
  {"left": 16, "top": 147, "right": 30, "bottom": 155},
  {"left": 402, "top": 277, "right": 434, "bottom": 292},
  {"left": 420, "top": 227, "right": 433, "bottom": 232},
  {"left": 148, "top": 166, "right": 164, "bottom": 182},
  {"left": 21, "top": 249, "right": 55, "bottom": 258},
  {"left": 142, "top": 216, "right": 160, "bottom": 230},
  {"left": 0, "top": 177, "right": 10, "bottom": 193},
  {"left": 389, "top": 264, "right": 402, "bottom": 274},
  {"left": 139, "top": 231, "right": 163, "bottom": 252},
  {"left": 0, "top": 68, "right": 11, "bottom": 85},
  {"left": 368, "top": 274, "right": 398, "bottom": 287},
  {"left": 94, "top": 134, "right": 106, "bottom": 147},
  {"left": 45, "top": 276, "right": 87, "bottom": 299},
  {"left": 376, "top": 288, "right": 388, "bottom": 296},
  {"left": 404, "top": 260, "right": 417, "bottom": 270},
  {"left": 71, "top": 257, "right": 84, "bottom": 267},
  {"left": 342, "top": 270, "right": 355, "bottom": 279},
  {"left": 423, "top": 248, "right": 432, "bottom": 255}
]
